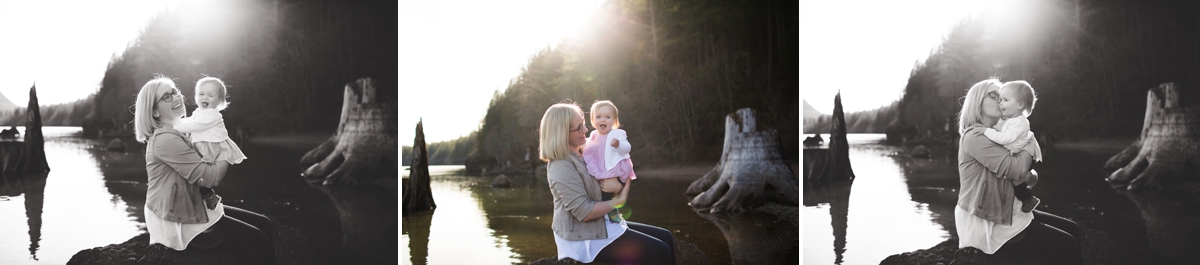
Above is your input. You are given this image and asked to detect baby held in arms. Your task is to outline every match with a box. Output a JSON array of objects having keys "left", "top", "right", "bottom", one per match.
[
  {"left": 176, "top": 77, "right": 248, "bottom": 210},
  {"left": 984, "top": 81, "right": 1043, "bottom": 213},
  {"left": 583, "top": 100, "right": 636, "bottom": 223}
]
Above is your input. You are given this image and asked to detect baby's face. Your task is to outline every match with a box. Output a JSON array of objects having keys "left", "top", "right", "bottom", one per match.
[
  {"left": 998, "top": 87, "right": 1022, "bottom": 117},
  {"left": 591, "top": 105, "right": 616, "bottom": 135},
  {"left": 196, "top": 83, "right": 221, "bottom": 109}
]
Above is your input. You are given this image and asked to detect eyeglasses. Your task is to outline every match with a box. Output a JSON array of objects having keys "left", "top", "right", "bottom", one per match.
[
  {"left": 986, "top": 91, "right": 1000, "bottom": 101},
  {"left": 159, "top": 88, "right": 180, "bottom": 104},
  {"left": 569, "top": 123, "right": 588, "bottom": 133}
]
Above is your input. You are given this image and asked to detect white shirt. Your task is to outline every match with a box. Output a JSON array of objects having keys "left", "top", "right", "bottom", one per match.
[
  {"left": 602, "top": 129, "right": 632, "bottom": 171},
  {"left": 955, "top": 198, "right": 1033, "bottom": 254},
  {"left": 146, "top": 202, "right": 225, "bottom": 251},
  {"left": 176, "top": 108, "right": 231, "bottom": 143},
  {"left": 554, "top": 217, "right": 628, "bottom": 263}
]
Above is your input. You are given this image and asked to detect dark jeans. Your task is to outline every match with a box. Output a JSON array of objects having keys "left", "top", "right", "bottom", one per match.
[
  {"left": 998, "top": 210, "right": 1083, "bottom": 265},
  {"left": 594, "top": 221, "right": 676, "bottom": 265},
  {"left": 207, "top": 205, "right": 276, "bottom": 264},
  {"left": 1014, "top": 183, "right": 1032, "bottom": 201}
]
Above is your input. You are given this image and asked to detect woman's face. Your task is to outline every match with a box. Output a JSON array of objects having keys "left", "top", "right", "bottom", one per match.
[
  {"left": 568, "top": 113, "right": 588, "bottom": 149},
  {"left": 980, "top": 84, "right": 1003, "bottom": 119},
  {"left": 154, "top": 84, "right": 186, "bottom": 123}
]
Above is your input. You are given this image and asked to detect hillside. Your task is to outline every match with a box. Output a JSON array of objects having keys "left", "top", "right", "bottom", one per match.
[
  {"left": 0, "top": 91, "right": 17, "bottom": 111},
  {"left": 803, "top": 101, "right": 898, "bottom": 134},
  {"left": 802, "top": 99, "right": 823, "bottom": 119}
]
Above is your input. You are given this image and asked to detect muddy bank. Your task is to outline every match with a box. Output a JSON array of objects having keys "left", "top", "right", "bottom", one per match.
[{"left": 529, "top": 237, "right": 709, "bottom": 265}]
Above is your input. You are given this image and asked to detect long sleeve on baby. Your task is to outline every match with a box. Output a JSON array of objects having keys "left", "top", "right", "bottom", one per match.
[
  {"left": 984, "top": 116, "right": 1029, "bottom": 146},
  {"left": 176, "top": 109, "right": 223, "bottom": 133}
]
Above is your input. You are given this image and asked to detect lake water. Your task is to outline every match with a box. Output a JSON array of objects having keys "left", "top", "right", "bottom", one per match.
[
  {"left": 402, "top": 165, "right": 800, "bottom": 265},
  {"left": 0, "top": 126, "right": 397, "bottom": 264},
  {"left": 804, "top": 133, "right": 1200, "bottom": 265}
]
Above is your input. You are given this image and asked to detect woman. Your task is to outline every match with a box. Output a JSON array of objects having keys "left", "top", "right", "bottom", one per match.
[
  {"left": 954, "top": 78, "right": 1082, "bottom": 264},
  {"left": 540, "top": 102, "right": 676, "bottom": 264},
  {"left": 133, "top": 76, "right": 275, "bottom": 264}
]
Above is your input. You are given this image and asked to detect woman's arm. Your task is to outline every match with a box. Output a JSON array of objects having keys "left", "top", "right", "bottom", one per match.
[
  {"left": 582, "top": 180, "right": 630, "bottom": 221},
  {"left": 964, "top": 128, "right": 1035, "bottom": 182},
  {"left": 152, "top": 132, "right": 230, "bottom": 187},
  {"left": 548, "top": 159, "right": 629, "bottom": 222},
  {"left": 175, "top": 110, "right": 223, "bottom": 133}
]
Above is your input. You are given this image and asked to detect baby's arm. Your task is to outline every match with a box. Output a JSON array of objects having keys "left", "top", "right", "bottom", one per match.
[
  {"left": 611, "top": 130, "right": 631, "bottom": 155},
  {"left": 176, "top": 109, "right": 224, "bottom": 133},
  {"left": 984, "top": 118, "right": 1029, "bottom": 146}
]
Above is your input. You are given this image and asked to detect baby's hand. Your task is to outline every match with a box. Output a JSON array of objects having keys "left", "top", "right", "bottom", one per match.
[{"left": 611, "top": 139, "right": 619, "bottom": 148}]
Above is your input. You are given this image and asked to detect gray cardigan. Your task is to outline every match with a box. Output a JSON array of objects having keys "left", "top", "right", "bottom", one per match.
[
  {"left": 548, "top": 152, "right": 608, "bottom": 240},
  {"left": 145, "top": 128, "right": 226, "bottom": 223}
]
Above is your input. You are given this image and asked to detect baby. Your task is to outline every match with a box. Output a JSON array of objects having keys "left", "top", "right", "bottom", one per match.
[
  {"left": 985, "top": 81, "right": 1043, "bottom": 213},
  {"left": 176, "top": 77, "right": 248, "bottom": 210},
  {"left": 582, "top": 100, "right": 636, "bottom": 222}
]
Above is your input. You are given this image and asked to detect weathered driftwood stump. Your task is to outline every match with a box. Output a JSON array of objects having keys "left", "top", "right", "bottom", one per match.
[
  {"left": 685, "top": 108, "right": 798, "bottom": 213},
  {"left": 1104, "top": 83, "right": 1200, "bottom": 190},
  {"left": 299, "top": 78, "right": 398, "bottom": 186},
  {"left": 810, "top": 91, "right": 854, "bottom": 184},
  {"left": 403, "top": 120, "right": 436, "bottom": 216},
  {"left": 1, "top": 85, "right": 50, "bottom": 173}
]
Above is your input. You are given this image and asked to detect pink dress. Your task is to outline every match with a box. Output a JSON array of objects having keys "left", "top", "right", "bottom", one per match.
[{"left": 583, "top": 131, "right": 636, "bottom": 182}]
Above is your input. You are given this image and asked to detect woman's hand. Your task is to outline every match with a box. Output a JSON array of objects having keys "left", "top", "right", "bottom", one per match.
[
  {"left": 611, "top": 138, "right": 620, "bottom": 148},
  {"left": 611, "top": 179, "right": 631, "bottom": 206}
]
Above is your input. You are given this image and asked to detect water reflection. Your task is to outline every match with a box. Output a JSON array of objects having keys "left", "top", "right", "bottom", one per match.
[
  {"left": 315, "top": 183, "right": 399, "bottom": 264},
  {"left": 804, "top": 181, "right": 851, "bottom": 264},
  {"left": 1125, "top": 189, "right": 1200, "bottom": 263},
  {"left": 0, "top": 127, "right": 143, "bottom": 265},
  {"left": 403, "top": 165, "right": 745, "bottom": 265},
  {"left": 0, "top": 173, "right": 47, "bottom": 261},
  {"left": 803, "top": 134, "right": 952, "bottom": 265}
]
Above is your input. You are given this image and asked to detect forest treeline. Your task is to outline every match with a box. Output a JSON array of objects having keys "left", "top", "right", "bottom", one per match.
[
  {"left": 894, "top": 0, "right": 1200, "bottom": 139},
  {"left": 449, "top": 0, "right": 796, "bottom": 169},
  {"left": 803, "top": 100, "right": 899, "bottom": 134},
  {"left": 0, "top": 93, "right": 94, "bottom": 126},
  {"left": 402, "top": 132, "right": 477, "bottom": 166},
  {"left": 82, "top": 0, "right": 396, "bottom": 137}
]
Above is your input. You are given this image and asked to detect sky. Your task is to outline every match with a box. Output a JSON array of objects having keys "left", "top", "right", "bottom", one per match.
[
  {"left": 399, "top": 0, "right": 603, "bottom": 143},
  {"left": 0, "top": 0, "right": 182, "bottom": 107},
  {"left": 800, "top": 0, "right": 1005, "bottom": 114}
]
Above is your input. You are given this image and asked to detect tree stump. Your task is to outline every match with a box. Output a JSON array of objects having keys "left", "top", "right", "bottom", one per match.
[
  {"left": 299, "top": 78, "right": 398, "bottom": 186},
  {"left": 1, "top": 85, "right": 50, "bottom": 173},
  {"left": 403, "top": 119, "right": 436, "bottom": 216},
  {"left": 685, "top": 108, "right": 798, "bottom": 213},
  {"left": 1104, "top": 83, "right": 1200, "bottom": 190}
]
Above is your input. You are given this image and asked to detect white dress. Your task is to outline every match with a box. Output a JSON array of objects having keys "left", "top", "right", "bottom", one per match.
[
  {"left": 146, "top": 202, "right": 225, "bottom": 250},
  {"left": 955, "top": 197, "right": 1033, "bottom": 254},
  {"left": 553, "top": 217, "right": 628, "bottom": 263}
]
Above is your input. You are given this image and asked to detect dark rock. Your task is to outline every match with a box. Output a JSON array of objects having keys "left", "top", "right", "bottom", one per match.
[
  {"left": 0, "top": 126, "right": 17, "bottom": 139},
  {"left": 911, "top": 145, "right": 930, "bottom": 158},
  {"left": 881, "top": 238, "right": 1052, "bottom": 265},
  {"left": 68, "top": 233, "right": 240, "bottom": 265},
  {"left": 803, "top": 134, "right": 824, "bottom": 146},
  {"left": 529, "top": 237, "right": 708, "bottom": 265},
  {"left": 491, "top": 174, "right": 511, "bottom": 187},
  {"left": 105, "top": 138, "right": 126, "bottom": 152}
]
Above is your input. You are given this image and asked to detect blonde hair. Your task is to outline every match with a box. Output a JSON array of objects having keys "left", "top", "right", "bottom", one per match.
[
  {"left": 539, "top": 103, "right": 583, "bottom": 162},
  {"left": 195, "top": 77, "right": 230, "bottom": 110},
  {"left": 957, "top": 78, "right": 1003, "bottom": 135},
  {"left": 1000, "top": 80, "right": 1037, "bottom": 117},
  {"left": 134, "top": 76, "right": 178, "bottom": 143},
  {"left": 589, "top": 100, "right": 621, "bottom": 129}
]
